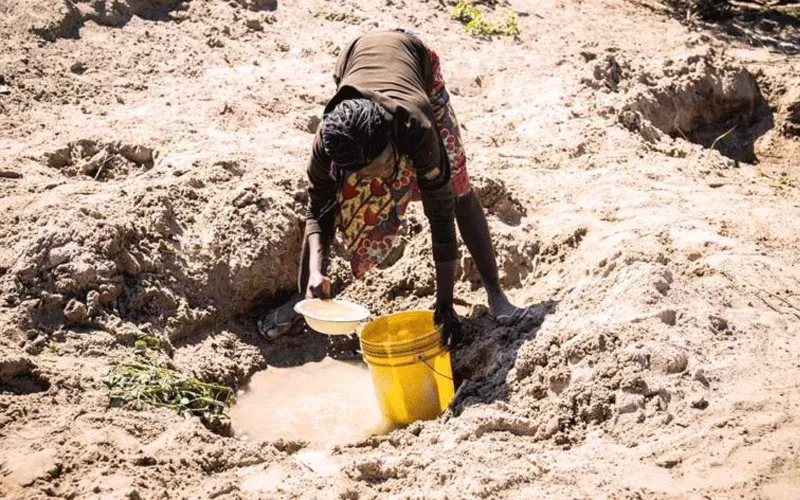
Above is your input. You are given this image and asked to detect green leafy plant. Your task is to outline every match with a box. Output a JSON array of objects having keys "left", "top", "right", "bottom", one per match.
[
  {"left": 452, "top": 1, "right": 521, "bottom": 39},
  {"left": 452, "top": 1, "right": 482, "bottom": 23},
  {"left": 48, "top": 341, "right": 60, "bottom": 354},
  {"left": 134, "top": 334, "right": 161, "bottom": 355},
  {"left": 103, "top": 363, "right": 235, "bottom": 416},
  {"left": 502, "top": 11, "right": 521, "bottom": 37}
]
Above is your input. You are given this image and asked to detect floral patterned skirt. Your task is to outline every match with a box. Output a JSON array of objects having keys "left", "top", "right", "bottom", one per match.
[{"left": 336, "top": 32, "right": 472, "bottom": 278}]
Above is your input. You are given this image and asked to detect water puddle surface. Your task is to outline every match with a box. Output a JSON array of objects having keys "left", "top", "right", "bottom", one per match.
[{"left": 231, "top": 357, "right": 391, "bottom": 446}]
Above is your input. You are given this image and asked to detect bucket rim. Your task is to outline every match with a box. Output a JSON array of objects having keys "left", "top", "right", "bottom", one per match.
[
  {"left": 360, "top": 311, "right": 444, "bottom": 358},
  {"left": 359, "top": 312, "right": 442, "bottom": 349}
]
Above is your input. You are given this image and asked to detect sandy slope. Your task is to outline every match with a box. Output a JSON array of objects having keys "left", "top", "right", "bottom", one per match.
[{"left": 1, "top": 0, "right": 799, "bottom": 498}]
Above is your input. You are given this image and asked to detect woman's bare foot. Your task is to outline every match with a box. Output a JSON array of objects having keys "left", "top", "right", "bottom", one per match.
[{"left": 487, "top": 291, "right": 533, "bottom": 326}]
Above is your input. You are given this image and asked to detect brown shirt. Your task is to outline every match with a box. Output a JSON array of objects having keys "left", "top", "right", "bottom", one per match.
[{"left": 305, "top": 30, "right": 458, "bottom": 263}]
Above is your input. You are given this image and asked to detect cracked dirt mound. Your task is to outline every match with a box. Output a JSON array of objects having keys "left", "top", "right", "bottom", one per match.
[
  {"left": 1, "top": 0, "right": 800, "bottom": 498},
  {"left": 6, "top": 0, "right": 191, "bottom": 41},
  {"left": 620, "top": 54, "right": 773, "bottom": 163},
  {"left": 0, "top": 357, "right": 51, "bottom": 395},
  {"left": 1, "top": 140, "right": 306, "bottom": 342},
  {"left": 582, "top": 49, "right": 775, "bottom": 163},
  {"left": 45, "top": 139, "right": 155, "bottom": 179}
]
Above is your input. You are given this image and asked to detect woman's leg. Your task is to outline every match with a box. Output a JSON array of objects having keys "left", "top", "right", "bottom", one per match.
[
  {"left": 409, "top": 31, "right": 529, "bottom": 323},
  {"left": 454, "top": 190, "right": 518, "bottom": 318}
]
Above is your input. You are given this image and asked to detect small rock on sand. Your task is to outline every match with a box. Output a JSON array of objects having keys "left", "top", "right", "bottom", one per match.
[
  {"left": 70, "top": 61, "right": 87, "bottom": 74},
  {"left": 63, "top": 299, "right": 90, "bottom": 323},
  {"left": 245, "top": 18, "right": 263, "bottom": 31}
]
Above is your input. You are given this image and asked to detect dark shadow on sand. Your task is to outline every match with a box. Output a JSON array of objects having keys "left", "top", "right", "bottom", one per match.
[
  {"left": 448, "top": 300, "right": 559, "bottom": 413},
  {"left": 657, "top": 1, "right": 800, "bottom": 55}
]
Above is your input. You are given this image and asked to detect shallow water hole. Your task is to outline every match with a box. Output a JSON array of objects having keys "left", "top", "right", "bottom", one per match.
[{"left": 230, "top": 357, "right": 394, "bottom": 448}]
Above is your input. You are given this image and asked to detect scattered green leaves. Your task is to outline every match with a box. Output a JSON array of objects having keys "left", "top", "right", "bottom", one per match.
[
  {"left": 134, "top": 334, "right": 161, "bottom": 356},
  {"left": 451, "top": 1, "right": 521, "bottom": 39},
  {"left": 103, "top": 363, "right": 235, "bottom": 417}
]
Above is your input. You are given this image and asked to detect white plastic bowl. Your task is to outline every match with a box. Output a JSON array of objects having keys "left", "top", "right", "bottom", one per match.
[{"left": 294, "top": 299, "right": 371, "bottom": 336}]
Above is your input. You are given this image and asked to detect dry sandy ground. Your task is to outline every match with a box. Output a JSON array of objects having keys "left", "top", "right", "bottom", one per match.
[{"left": 1, "top": 0, "right": 800, "bottom": 498}]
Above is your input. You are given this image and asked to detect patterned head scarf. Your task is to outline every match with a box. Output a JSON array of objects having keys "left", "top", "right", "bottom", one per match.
[{"left": 321, "top": 98, "right": 390, "bottom": 172}]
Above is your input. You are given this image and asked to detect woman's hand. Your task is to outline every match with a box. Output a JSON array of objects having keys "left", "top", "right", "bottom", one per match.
[
  {"left": 433, "top": 259, "right": 459, "bottom": 347},
  {"left": 306, "top": 272, "right": 332, "bottom": 300},
  {"left": 434, "top": 300, "right": 461, "bottom": 349}
]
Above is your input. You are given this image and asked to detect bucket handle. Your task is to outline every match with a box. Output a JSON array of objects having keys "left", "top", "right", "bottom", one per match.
[{"left": 416, "top": 353, "right": 453, "bottom": 381}]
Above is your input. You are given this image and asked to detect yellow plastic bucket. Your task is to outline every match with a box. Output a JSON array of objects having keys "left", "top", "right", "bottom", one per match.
[{"left": 359, "top": 310, "right": 455, "bottom": 425}]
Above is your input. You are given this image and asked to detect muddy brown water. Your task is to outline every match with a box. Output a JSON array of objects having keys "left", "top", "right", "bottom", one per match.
[{"left": 230, "top": 357, "right": 392, "bottom": 446}]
